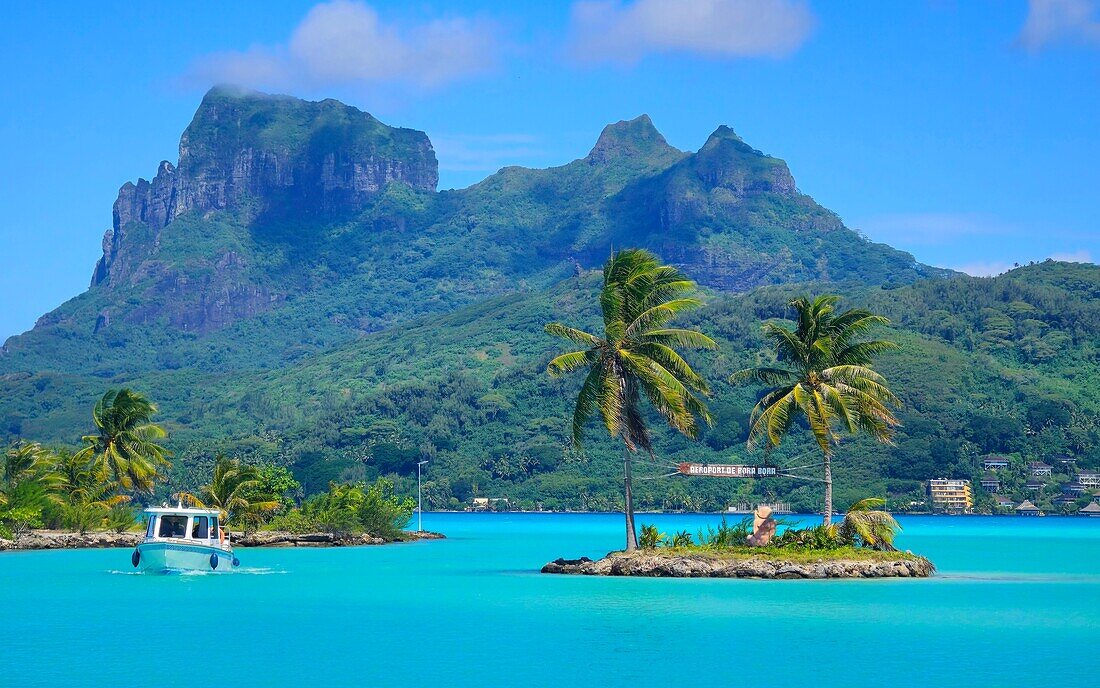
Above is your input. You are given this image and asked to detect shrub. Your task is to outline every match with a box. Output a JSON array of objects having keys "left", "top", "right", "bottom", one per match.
[{"left": 638, "top": 523, "right": 665, "bottom": 549}]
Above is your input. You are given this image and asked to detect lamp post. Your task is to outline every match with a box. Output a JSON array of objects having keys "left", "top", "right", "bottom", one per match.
[{"left": 417, "top": 460, "right": 429, "bottom": 532}]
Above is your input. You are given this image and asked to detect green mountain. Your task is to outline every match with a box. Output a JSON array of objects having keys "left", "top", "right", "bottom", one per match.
[{"left": 2, "top": 88, "right": 1095, "bottom": 512}]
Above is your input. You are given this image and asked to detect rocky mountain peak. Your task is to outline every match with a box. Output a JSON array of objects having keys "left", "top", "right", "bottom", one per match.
[
  {"left": 585, "top": 114, "right": 683, "bottom": 167},
  {"left": 93, "top": 87, "right": 439, "bottom": 287}
]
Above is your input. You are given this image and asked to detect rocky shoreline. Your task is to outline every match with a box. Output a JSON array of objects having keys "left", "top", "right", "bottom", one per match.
[
  {"left": 542, "top": 550, "right": 934, "bottom": 579},
  {"left": 0, "top": 529, "right": 445, "bottom": 551}
]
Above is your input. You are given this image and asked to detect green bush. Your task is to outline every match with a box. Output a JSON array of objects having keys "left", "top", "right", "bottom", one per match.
[{"left": 638, "top": 523, "right": 665, "bottom": 549}]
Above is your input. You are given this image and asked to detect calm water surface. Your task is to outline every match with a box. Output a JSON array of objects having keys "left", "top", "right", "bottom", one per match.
[{"left": 1, "top": 513, "right": 1097, "bottom": 687}]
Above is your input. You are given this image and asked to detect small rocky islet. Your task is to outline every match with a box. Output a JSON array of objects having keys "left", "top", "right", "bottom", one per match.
[{"left": 542, "top": 550, "right": 935, "bottom": 579}]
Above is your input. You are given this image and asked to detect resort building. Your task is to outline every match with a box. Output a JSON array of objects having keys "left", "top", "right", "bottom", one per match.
[
  {"left": 1063, "top": 480, "right": 1086, "bottom": 496},
  {"left": 1015, "top": 500, "right": 1041, "bottom": 516},
  {"left": 980, "top": 473, "right": 1001, "bottom": 492},
  {"left": 1052, "top": 454, "right": 1076, "bottom": 469},
  {"left": 1029, "top": 461, "right": 1053, "bottom": 477},
  {"left": 992, "top": 495, "right": 1015, "bottom": 509},
  {"left": 1093, "top": 491, "right": 1100, "bottom": 504},
  {"left": 1077, "top": 471, "right": 1100, "bottom": 488},
  {"left": 981, "top": 455, "right": 1010, "bottom": 471},
  {"left": 1026, "top": 478, "right": 1043, "bottom": 491},
  {"left": 1080, "top": 502, "right": 1100, "bottom": 517},
  {"left": 928, "top": 479, "right": 972, "bottom": 514}
]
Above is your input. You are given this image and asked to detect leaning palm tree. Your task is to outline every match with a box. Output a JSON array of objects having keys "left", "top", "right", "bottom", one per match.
[
  {"left": 733, "top": 295, "right": 901, "bottom": 525},
  {"left": 545, "top": 249, "right": 716, "bottom": 550},
  {"left": 75, "top": 389, "right": 170, "bottom": 494},
  {"left": 179, "top": 456, "right": 279, "bottom": 532}
]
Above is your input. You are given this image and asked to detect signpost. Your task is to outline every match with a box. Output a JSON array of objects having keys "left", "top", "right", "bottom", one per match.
[{"left": 677, "top": 463, "right": 779, "bottom": 478}]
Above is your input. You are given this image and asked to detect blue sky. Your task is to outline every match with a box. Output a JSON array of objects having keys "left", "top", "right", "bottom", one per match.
[{"left": 1, "top": 1, "right": 1098, "bottom": 341}]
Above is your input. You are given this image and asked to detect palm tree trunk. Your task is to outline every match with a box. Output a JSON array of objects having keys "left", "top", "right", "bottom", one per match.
[
  {"left": 623, "top": 445, "right": 638, "bottom": 551},
  {"left": 822, "top": 453, "right": 833, "bottom": 527}
]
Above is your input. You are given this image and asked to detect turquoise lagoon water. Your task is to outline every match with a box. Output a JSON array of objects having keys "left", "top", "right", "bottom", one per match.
[{"left": 1, "top": 513, "right": 1098, "bottom": 687}]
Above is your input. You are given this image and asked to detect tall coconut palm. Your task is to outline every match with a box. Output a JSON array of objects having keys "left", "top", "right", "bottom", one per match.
[
  {"left": 733, "top": 295, "right": 901, "bottom": 525},
  {"left": 179, "top": 456, "right": 279, "bottom": 531},
  {"left": 545, "top": 249, "right": 716, "bottom": 550},
  {"left": 75, "top": 389, "right": 170, "bottom": 494}
]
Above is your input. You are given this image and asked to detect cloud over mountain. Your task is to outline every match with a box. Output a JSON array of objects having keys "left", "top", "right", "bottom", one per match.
[
  {"left": 567, "top": 0, "right": 815, "bottom": 64},
  {"left": 188, "top": 1, "right": 498, "bottom": 91}
]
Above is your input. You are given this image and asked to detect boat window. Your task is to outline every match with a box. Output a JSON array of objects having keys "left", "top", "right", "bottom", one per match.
[
  {"left": 192, "top": 516, "right": 209, "bottom": 540},
  {"left": 212, "top": 516, "right": 220, "bottom": 540},
  {"left": 158, "top": 515, "right": 187, "bottom": 538},
  {"left": 145, "top": 516, "right": 157, "bottom": 538}
]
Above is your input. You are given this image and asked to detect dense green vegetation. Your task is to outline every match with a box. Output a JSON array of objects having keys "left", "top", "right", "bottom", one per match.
[
  {"left": 0, "top": 90, "right": 1095, "bottom": 516},
  {"left": 2, "top": 262, "right": 1097, "bottom": 515}
]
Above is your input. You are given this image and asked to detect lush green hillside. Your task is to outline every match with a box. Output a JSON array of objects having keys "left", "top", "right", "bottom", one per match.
[{"left": 1, "top": 89, "right": 1094, "bottom": 514}]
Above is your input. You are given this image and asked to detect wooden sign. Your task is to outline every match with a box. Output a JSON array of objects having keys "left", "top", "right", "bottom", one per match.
[{"left": 677, "top": 463, "right": 779, "bottom": 478}]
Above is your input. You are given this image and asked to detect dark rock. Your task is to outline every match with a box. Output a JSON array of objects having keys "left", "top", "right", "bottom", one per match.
[{"left": 542, "top": 550, "right": 935, "bottom": 579}]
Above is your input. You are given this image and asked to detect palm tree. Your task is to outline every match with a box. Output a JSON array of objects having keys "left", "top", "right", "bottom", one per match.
[
  {"left": 1, "top": 442, "right": 62, "bottom": 538},
  {"left": 75, "top": 389, "right": 170, "bottom": 494},
  {"left": 53, "top": 449, "right": 131, "bottom": 534},
  {"left": 733, "top": 295, "right": 901, "bottom": 525},
  {"left": 179, "top": 456, "right": 279, "bottom": 532},
  {"left": 545, "top": 249, "right": 716, "bottom": 550},
  {"left": 837, "top": 497, "right": 900, "bottom": 551}
]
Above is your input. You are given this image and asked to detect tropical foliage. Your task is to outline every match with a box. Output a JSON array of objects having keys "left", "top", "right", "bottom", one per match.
[
  {"left": 74, "top": 389, "right": 169, "bottom": 494},
  {"left": 734, "top": 295, "right": 901, "bottom": 524},
  {"left": 179, "top": 456, "right": 281, "bottom": 532},
  {"left": 545, "top": 248, "right": 715, "bottom": 549},
  {"left": 268, "top": 478, "right": 415, "bottom": 539},
  {"left": 0, "top": 442, "right": 60, "bottom": 538},
  {"left": 1, "top": 262, "right": 1097, "bottom": 516}
]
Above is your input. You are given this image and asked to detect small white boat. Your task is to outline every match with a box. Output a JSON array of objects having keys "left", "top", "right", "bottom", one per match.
[{"left": 132, "top": 504, "right": 239, "bottom": 573}]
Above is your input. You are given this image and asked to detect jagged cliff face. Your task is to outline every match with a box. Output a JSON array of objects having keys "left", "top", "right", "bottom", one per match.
[
  {"left": 84, "top": 88, "right": 438, "bottom": 334},
  {"left": 3, "top": 86, "right": 935, "bottom": 377},
  {"left": 93, "top": 87, "right": 438, "bottom": 290}
]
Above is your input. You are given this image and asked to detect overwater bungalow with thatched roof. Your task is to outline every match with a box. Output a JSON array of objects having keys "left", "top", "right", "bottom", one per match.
[{"left": 1015, "top": 500, "right": 1041, "bottom": 516}]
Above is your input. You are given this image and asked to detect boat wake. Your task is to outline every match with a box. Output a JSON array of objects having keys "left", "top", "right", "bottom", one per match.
[{"left": 107, "top": 567, "right": 287, "bottom": 576}]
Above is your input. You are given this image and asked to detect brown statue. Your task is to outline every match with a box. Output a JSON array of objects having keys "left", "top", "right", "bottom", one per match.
[{"left": 745, "top": 505, "right": 777, "bottom": 547}]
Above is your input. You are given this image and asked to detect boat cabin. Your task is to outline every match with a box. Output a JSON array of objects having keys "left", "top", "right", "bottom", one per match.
[{"left": 143, "top": 506, "right": 227, "bottom": 547}]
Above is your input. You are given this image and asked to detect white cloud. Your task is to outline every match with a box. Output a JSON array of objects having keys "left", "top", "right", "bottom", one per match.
[
  {"left": 1049, "top": 249, "right": 1094, "bottom": 263},
  {"left": 1017, "top": 0, "right": 1100, "bottom": 51},
  {"left": 951, "top": 261, "right": 1017, "bottom": 277},
  {"left": 567, "top": 0, "right": 815, "bottom": 64},
  {"left": 952, "top": 250, "right": 1094, "bottom": 277},
  {"left": 855, "top": 212, "right": 1014, "bottom": 246},
  {"left": 189, "top": 1, "right": 498, "bottom": 91}
]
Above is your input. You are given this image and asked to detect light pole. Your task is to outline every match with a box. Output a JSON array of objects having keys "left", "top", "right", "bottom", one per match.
[{"left": 417, "top": 460, "right": 429, "bottom": 532}]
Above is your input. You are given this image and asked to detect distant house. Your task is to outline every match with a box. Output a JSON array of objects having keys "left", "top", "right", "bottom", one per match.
[
  {"left": 1052, "top": 454, "right": 1077, "bottom": 468},
  {"left": 980, "top": 473, "right": 1002, "bottom": 492},
  {"left": 1093, "top": 491, "right": 1100, "bottom": 504},
  {"left": 1080, "top": 502, "right": 1100, "bottom": 517},
  {"left": 1015, "top": 500, "right": 1041, "bottom": 516},
  {"left": 1078, "top": 471, "right": 1100, "bottom": 488},
  {"left": 982, "top": 455, "right": 1010, "bottom": 471},
  {"left": 992, "top": 495, "right": 1015, "bottom": 509},
  {"left": 1029, "top": 461, "right": 1053, "bottom": 477},
  {"left": 928, "top": 479, "right": 972, "bottom": 514},
  {"left": 1025, "top": 478, "right": 1044, "bottom": 491},
  {"left": 1063, "top": 480, "right": 1086, "bottom": 495}
]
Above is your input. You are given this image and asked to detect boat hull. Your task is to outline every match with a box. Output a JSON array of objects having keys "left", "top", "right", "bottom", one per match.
[{"left": 135, "top": 541, "right": 236, "bottom": 573}]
